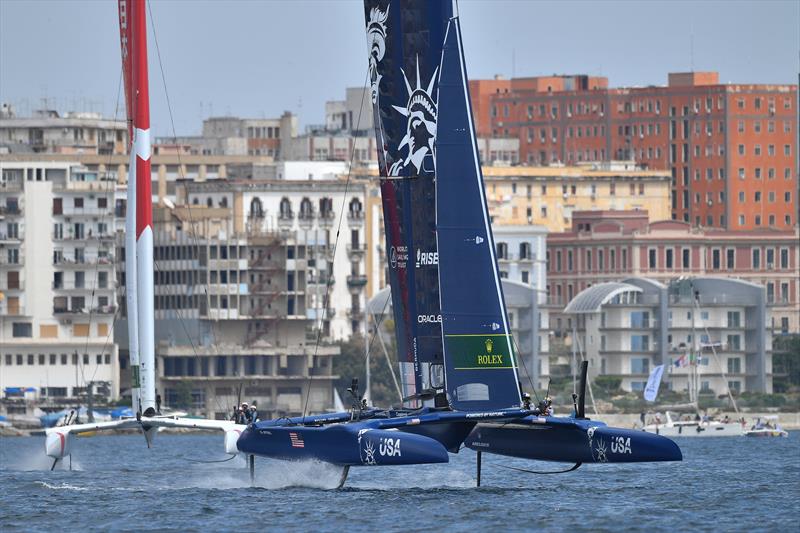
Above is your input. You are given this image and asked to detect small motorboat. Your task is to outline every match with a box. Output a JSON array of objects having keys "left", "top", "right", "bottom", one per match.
[{"left": 744, "top": 416, "right": 788, "bottom": 438}]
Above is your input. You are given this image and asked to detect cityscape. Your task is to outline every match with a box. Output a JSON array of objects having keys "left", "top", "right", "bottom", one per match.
[
  {"left": 1, "top": 68, "right": 797, "bottom": 420},
  {"left": 0, "top": 1, "right": 798, "bottom": 529}
]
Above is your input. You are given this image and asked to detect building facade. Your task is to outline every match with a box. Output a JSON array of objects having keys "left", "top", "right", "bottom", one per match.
[
  {"left": 547, "top": 210, "right": 800, "bottom": 336},
  {"left": 471, "top": 72, "right": 797, "bottom": 230},
  {"left": 0, "top": 106, "right": 128, "bottom": 155},
  {"left": 567, "top": 277, "right": 772, "bottom": 395},
  {"left": 0, "top": 161, "right": 121, "bottom": 405},
  {"left": 183, "top": 179, "right": 372, "bottom": 340}
]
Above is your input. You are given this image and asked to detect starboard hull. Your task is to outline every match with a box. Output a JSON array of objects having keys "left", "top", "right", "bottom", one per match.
[{"left": 466, "top": 417, "right": 682, "bottom": 463}]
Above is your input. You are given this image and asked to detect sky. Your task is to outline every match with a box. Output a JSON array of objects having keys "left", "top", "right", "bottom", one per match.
[{"left": 1, "top": 0, "right": 798, "bottom": 137}]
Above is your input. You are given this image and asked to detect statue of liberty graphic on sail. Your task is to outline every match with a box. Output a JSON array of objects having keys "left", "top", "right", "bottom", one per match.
[
  {"left": 366, "top": 4, "right": 438, "bottom": 177},
  {"left": 389, "top": 60, "right": 438, "bottom": 176}
]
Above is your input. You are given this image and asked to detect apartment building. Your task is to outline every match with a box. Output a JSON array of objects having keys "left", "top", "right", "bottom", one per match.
[
  {"left": 0, "top": 106, "right": 128, "bottom": 155},
  {"left": 568, "top": 277, "right": 772, "bottom": 394},
  {"left": 547, "top": 210, "right": 800, "bottom": 336},
  {"left": 183, "top": 178, "right": 372, "bottom": 340},
  {"left": 109, "top": 205, "right": 339, "bottom": 419},
  {"left": 0, "top": 161, "right": 121, "bottom": 405},
  {"left": 471, "top": 72, "right": 797, "bottom": 229},
  {"left": 483, "top": 162, "right": 671, "bottom": 232},
  {"left": 155, "top": 113, "right": 298, "bottom": 158}
]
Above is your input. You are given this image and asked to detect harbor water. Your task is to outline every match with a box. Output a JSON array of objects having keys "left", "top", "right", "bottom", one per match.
[{"left": 1, "top": 433, "right": 798, "bottom": 531}]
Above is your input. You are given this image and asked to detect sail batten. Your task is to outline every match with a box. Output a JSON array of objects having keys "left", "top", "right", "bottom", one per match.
[{"left": 435, "top": 17, "right": 521, "bottom": 411}]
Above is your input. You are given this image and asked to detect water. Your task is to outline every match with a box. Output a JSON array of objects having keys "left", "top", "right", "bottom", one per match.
[{"left": 1, "top": 433, "right": 798, "bottom": 531}]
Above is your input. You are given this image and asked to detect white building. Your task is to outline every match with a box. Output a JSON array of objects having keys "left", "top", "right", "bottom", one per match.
[
  {"left": 185, "top": 179, "right": 370, "bottom": 340},
  {"left": 0, "top": 106, "right": 128, "bottom": 155},
  {"left": 0, "top": 161, "right": 121, "bottom": 406},
  {"left": 566, "top": 277, "right": 772, "bottom": 395}
]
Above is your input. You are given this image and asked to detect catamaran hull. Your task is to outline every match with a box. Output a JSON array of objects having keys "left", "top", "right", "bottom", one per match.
[
  {"left": 237, "top": 424, "right": 449, "bottom": 467},
  {"left": 466, "top": 418, "right": 682, "bottom": 463}
]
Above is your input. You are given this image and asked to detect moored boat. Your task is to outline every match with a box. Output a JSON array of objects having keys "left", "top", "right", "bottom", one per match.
[
  {"left": 642, "top": 411, "right": 744, "bottom": 437},
  {"left": 744, "top": 416, "right": 788, "bottom": 438}
]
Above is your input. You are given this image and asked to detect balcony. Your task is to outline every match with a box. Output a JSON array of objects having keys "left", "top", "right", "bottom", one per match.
[
  {"left": 0, "top": 232, "right": 22, "bottom": 242},
  {"left": 53, "top": 231, "right": 115, "bottom": 242},
  {"left": 53, "top": 256, "right": 114, "bottom": 267},
  {"left": 347, "top": 211, "right": 365, "bottom": 225},
  {"left": 307, "top": 275, "right": 334, "bottom": 287},
  {"left": 90, "top": 305, "right": 117, "bottom": 314},
  {"left": 277, "top": 211, "right": 295, "bottom": 227},
  {"left": 0, "top": 205, "right": 21, "bottom": 216},
  {"left": 347, "top": 307, "right": 365, "bottom": 320},
  {"left": 0, "top": 257, "right": 22, "bottom": 268},
  {"left": 346, "top": 243, "right": 366, "bottom": 257},
  {"left": 346, "top": 274, "right": 368, "bottom": 288}
]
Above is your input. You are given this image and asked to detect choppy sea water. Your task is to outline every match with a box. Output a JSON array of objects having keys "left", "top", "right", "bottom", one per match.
[{"left": 1, "top": 432, "right": 798, "bottom": 532}]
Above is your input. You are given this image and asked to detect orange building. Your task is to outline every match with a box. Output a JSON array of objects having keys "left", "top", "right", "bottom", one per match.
[{"left": 471, "top": 72, "right": 797, "bottom": 231}]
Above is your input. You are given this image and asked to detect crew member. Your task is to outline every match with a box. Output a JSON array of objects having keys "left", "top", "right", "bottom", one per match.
[{"left": 522, "top": 392, "right": 532, "bottom": 410}]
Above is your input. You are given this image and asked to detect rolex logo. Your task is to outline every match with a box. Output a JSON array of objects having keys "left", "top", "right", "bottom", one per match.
[{"left": 485, "top": 339, "right": 493, "bottom": 353}]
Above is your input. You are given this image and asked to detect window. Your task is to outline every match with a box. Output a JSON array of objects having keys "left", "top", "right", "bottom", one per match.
[
  {"left": 682, "top": 248, "right": 690, "bottom": 269},
  {"left": 780, "top": 248, "right": 789, "bottom": 269},
  {"left": 726, "top": 249, "right": 735, "bottom": 269},
  {"left": 727, "top": 311, "right": 741, "bottom": 328},
  {"left": 630, "top": 356, "right": 650, "bottom": 373},
  {"left": 648, "top": 249, "right": 657, "bottom": 269},
  {"left": 665, "top": 248, "right": 674, "bottom": 269},
  {"left": 785, "top": 145, "right": 792, "bottom": 156},
  {"left": 12, "top": 323, "right": 32, "bottom": 337},
  {"left": 630, "top": 311, "right": 650, "bottom": 328},
  {"left": 712, "top": 249, "right": 721, "bottom": 269}
]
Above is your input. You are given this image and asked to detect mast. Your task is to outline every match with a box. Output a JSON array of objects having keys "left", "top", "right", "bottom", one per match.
[{"left": 118, "top": 0, "right": 155, "bottom": 417}]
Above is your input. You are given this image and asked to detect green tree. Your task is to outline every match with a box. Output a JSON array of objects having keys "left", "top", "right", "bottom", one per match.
[
  {"left": 773, "top": 334, "right": 800, "bottom": 393},
  {"left": 174, "top": 381, "right": 193, "bottom": 410}
]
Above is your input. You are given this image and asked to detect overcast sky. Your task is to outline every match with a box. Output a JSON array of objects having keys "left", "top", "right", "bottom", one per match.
[{"left": 1, "top": 0, "right": 798, "bottom": 136}]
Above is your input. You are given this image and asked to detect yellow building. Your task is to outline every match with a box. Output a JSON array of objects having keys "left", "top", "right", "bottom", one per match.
[
  {"left": 482, "top": 163, "right": 671, "bottom": 232},
  {"left": 357, "top": 162, "right": 671, "bottom": 235}
]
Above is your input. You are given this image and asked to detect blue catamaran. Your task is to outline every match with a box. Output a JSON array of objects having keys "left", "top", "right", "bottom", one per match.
[{"left": 236, "top": 0, "right": 681, "bottom": 487}]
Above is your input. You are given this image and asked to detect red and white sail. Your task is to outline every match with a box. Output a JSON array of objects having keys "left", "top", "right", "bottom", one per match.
[{"left": 118, "top": 0, "right": 155, "bottom": 417}]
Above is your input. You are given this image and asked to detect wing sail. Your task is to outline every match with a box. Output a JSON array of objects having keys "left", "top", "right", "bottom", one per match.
[
  {"left": 363, "top": 0, "right": 453, "bottom": 401},
  {"left": 435, "top": 18, "right": 522, "bottom": 411}
]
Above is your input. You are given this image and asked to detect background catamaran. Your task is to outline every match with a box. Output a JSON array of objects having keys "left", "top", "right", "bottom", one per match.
[{"left": 44, "top": 0, "right": 244, "bottom": 469}]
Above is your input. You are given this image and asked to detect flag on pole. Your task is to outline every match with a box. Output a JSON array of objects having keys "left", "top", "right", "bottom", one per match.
[{"left": 644, "top": 364, "right": 665, "bottom": 402}]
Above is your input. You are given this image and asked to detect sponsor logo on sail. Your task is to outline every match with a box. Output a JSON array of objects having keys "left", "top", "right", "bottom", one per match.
[
  {"left": 389, "top": 245, "right": 408, "bottom": 269},
  {"left": 476, "top": 338, "right": 504, "bottom": 366},
  {"left": 415, "top": 249, "right": 438, "bottom": 268},
  {"left": 417, "top": 314, "right": 442, "bottom": 324},
  {"left": 447, "top": 334, "right": 515, "bottom": 370}
]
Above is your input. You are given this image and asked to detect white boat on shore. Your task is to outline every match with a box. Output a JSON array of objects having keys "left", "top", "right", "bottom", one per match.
[{"left": 642, "top": 411, "right": 744, "bottom": 437}]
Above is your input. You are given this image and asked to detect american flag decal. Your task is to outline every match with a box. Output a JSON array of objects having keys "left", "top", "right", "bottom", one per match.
[{"left": 289, "top": 432, "right": 304, "bottom": 448}]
